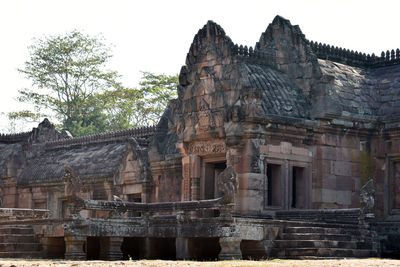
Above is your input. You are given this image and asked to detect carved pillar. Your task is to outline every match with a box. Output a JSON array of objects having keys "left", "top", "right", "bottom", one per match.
[
  {"left": 64, "top": 235, "right": 86, "bottom": 260},
  {"left": 182, "top": 156, "right": 191, "bottom": 201},
  {"left": 99, "top": 237, "right": 124, "bottom": 260},
  {"left": 189, "top": 154, "right": 201, "bottom": 200},
  {"left": 218, "top": 237, "right": 242, "bottom": 260},
  {"left": 176, "top": 237, "right": 193, "bottom": 260}
]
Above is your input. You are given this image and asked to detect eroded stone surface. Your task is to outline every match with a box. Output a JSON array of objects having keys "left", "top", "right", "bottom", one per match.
[{"left": 0, "top": 15, "right": 400, "bottom": 260}]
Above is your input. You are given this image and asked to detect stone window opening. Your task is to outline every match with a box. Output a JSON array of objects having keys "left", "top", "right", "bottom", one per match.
[
  {"left": 291, "top": 166, "right": 306, "bottom": 209},
  {"left": 265, "top": 163, "right": 282, "bottom": 208},
  {"left": 201, "top": 160, "right": 226, "bottom": 200}
]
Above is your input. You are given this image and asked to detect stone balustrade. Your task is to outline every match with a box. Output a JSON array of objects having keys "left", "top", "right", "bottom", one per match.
[{"left": 68, "top": 195, "right": 230, "bottom": 219}]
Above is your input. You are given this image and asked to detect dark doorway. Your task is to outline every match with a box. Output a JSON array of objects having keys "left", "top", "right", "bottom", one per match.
[
  {"left": 266, "top": 164, "right": 282, "bottom": 207},
  {"left": 86, "top": 237, "right": 100, "bottom": 260},
  {"left": 292, "top": 166, "right": 306, "bottom": 209},
  {"left": 121, "top": 237, "right": 145, "bottom": 260},
  {"left": 203, "top": 161, "right": 226, "bottom": 200},
  {"left": 190, "top": 237, "right": 220, "bottom": 260}
]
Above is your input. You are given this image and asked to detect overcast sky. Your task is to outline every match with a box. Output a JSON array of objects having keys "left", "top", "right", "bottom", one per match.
[{"left": 1, "top": 0, "right": 400, "bottom": 132}]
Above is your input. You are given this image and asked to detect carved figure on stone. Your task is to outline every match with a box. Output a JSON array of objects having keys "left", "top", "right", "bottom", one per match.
[
  {"left": 63, "top": 166, "right": 86, "bottom": 217},
  {"left": 217, "top": 166, "right": 238, "bottom": 204},
  {"left": 360, "top": 178, "right": 375, "bottom": 217},
  {"left": 64, "top": 166, "right": 82, "bottom": 197}
]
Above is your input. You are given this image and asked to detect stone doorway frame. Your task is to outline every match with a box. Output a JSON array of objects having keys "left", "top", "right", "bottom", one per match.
[
  {"left": 385, "top": 154, "right": 400, "bottom": 217},
  {"left": 263, "top": 151, "right": 312, "bottom": 211},
  {"left": 200, "top": 156, "right": 227, "bottom": 200}
]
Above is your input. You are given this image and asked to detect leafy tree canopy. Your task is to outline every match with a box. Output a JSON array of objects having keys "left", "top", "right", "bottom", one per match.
[{"left": 13, "top": 30, "right": 177, "bottom": 136}]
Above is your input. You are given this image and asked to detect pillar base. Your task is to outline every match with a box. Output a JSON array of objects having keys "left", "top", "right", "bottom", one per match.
[
  {"left": 100, "top": 237, "right": 124, "bottom": 260},
  {"left": 218, "top": 237, "right": 242, "bottom": 260},
  {"left": 64, "top": 236, "right": 86, "bottom": 260}
]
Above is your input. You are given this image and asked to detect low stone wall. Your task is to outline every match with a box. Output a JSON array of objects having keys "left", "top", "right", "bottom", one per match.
[{"left": 0, "top": 208, "right": 50, "bottom": 221}]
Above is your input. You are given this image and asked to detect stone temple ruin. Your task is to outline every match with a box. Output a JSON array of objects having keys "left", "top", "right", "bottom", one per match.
[{"left": 1, "top": 15, "right": 400, "bottom": 260}]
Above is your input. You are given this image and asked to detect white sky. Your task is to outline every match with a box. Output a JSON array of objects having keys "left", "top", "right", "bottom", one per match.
[{"left": 1, "top": 0, "right": 400, "bottom": 132}]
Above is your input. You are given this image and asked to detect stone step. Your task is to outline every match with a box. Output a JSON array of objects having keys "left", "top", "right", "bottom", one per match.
[
  {"left": 0, "top": 234, "right": 36, "bottom": 243},
  {"left": 0, "top": 243, "right": 42, "bottom": 251},
  {"left": 283, "top": 227, "right": 372, "bottom": 237},
  {"left": 272, "top": 247, "right": 377, "bottom": 258},
  {"left": 274, "top": 240, "right": 373, "bottom": 250},
  {"left": 276, "top": 220, "right": 368, "bottom": 230},
  {"left": 0, "top": 251, "right": 43, "bottom": 259},
  {"left": 0, "top": 227, "right": 34, "bottom": 235},
  {"left": 280, "top": 233, "right": 356, "bottom": 241}
]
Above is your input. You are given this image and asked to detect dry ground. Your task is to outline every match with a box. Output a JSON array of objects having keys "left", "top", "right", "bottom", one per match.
[{"left": 0, "top": 259, "right": 400, "bottom": 267}]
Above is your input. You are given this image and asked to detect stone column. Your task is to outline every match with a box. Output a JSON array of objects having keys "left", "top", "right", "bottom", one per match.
[
  {"left": 218, "top": 237, "right": 242, "bottom": 260},
  {"left": 175, "top": 237, "right": 193, "bottom": 260},
  {"left": 181, "top": 156, "right": 191, "bottom": 201},
  {"left": 99, "top": 237, "right": 124, "bottom": 260},
  {"left": 143, "top": 237, "right": 153, "bottom": 259},
  {"left": 64, "top": 235, "right": 86, "bottom": 260},
  {"left": 189, "top": 155, "right": 201, "bottom": 201}
]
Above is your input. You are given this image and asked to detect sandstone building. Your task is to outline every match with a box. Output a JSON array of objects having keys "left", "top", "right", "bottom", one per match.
[{"left": 0, "top": 16, "right": 399, "bottom": 259}]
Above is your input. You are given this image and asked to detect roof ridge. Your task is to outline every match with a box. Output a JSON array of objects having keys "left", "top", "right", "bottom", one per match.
[
  {"left": 309, "top": 40, "right": 400, "bottom": 68},
  {"left": 0, "top": 131, "right": 32, "bottom": 143},
  {"left": 45, "top": 125, "right": 156, "bottom": 149}
]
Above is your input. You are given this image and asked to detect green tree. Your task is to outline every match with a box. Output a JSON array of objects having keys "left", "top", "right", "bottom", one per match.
[
  {"left": 14, "top": 30, "right": 178, "bottom": 136},
  {"left": 100, "top": 72, "right": 178, "bottom": 130},
  {"left": 17, "top": 30, "right": 121, "bottom": 135}
]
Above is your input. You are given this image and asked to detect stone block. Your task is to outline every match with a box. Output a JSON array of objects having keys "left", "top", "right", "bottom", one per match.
[
  {"left": 236, "top": 195, "right": 263, "bottom": 212},
  {"left": 353, "top": 177, "right": 361, "bottom": 191},
  {"left": 321, "top": 160, "right": 332, "bottom": 174},
  {"left": 238, "top": 173, "right": 265, "bottom": 190},
  {"left": 351, "top": 192, "right": 360, "bottom": 207},
  {"left": 280, "top": 142, "right": 292, "bottom": 154},
  {"left": 336, "top": 147, "right": 353, "bottom": 161},
  {"left": 123, "top": 184, "right": 142, "bottom": 195},
  {"left": 336, "top": 190, "right": 352, "bottom": 206},
  {"left": 336, "top": 176, "right": 354, "bottom": 191},
  {"left": 351, "top": 162, "right": 362, "bottom": 177},
  {"left": 322, "top": 175, "right": 336, "bottom": 190},
  {"left": 237, "top": 225, "right": 264, "bottom": 240},
  {"left": 324, "top": 134, "right": 338, "bottom": 146},
  {"left": 332, "top": 160, "right": 352, "bottom": 176},
  {"left": 312, "top": 188, "right": 322, "bottom": 203},
  {"left": 321, "top": 189, "right": 336, "bottom": 203},
  {"left": 320, "top": 146, "right": 336, "bottom": 160},
  {"left": 351, "top": 149, "right": 361, "bottom": 163},
  {"left": 341, "top": 135, "right": 360, "bottom": 149},
  {"left": 291, "top": 146, "right": 309, "bottom": 156}
]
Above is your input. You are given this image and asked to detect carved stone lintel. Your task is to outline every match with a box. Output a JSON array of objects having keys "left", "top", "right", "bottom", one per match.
[
  {"left": 218, "top": 237, "right": 242, "bottom": 260},
  {"left": 187, "top": 141, "right": 226, "bottom": 155}
]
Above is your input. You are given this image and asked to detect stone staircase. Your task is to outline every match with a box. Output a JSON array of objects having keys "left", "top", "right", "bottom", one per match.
[
  {"left": 271, "top": 221, "right": 379, "bottom": 259},
  {"left": 0, "top": 224, "right": 43, "bottom": 258}
]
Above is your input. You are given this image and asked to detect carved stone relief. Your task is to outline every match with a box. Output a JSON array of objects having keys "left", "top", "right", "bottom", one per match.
[{"left": 187, "top": 141, "right": 226, "bottom": 155}]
